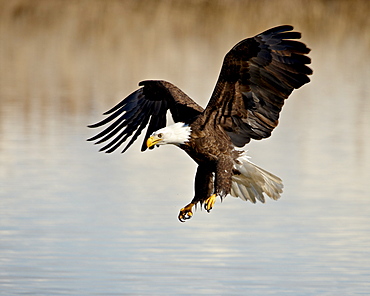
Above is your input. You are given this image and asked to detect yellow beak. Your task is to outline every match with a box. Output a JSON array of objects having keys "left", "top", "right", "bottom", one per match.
[{"left": 146, "top": 136, "right": 162, "bottom": 148}]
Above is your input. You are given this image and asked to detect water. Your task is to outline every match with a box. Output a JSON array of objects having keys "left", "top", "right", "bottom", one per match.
[{"left": 1, "top": 1, "right": 370, "bottom": 295}]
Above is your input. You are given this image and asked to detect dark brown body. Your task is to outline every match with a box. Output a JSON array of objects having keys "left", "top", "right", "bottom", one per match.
[{"left": 180, "top": 117, "right": 238, "bottom": 205}]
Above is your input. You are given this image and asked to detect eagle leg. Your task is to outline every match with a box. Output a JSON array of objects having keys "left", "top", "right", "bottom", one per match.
[
  {"left": 178, "top": 202, "right": 196, "bottom": 222},
  {"left": 204, "top": 194, "right": 217, "bottom": 212}
]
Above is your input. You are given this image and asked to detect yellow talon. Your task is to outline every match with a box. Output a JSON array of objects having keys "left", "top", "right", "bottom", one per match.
[
  {"left": 204, "top": 194, "right": 217, "bottom": 212},
  {"left": 178, "top": 203, "right": 195, "bottom": 222}
]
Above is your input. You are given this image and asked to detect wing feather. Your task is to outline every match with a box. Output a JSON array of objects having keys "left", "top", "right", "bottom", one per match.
[
  {"left": 203, "top": 25, "right": 312, "bottom": 146},
  {"left": 88, "top": 80, "right": 203, "bottom": 153}
]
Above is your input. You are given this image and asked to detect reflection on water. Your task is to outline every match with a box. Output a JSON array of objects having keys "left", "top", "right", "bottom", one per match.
[{"left": 1, "top": 0, "right": 370, "bottom": 295}]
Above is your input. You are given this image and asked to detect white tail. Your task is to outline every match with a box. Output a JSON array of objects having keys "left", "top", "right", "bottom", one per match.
[{"left": 231, "top": 153, "right": 283, "bottom": 203}]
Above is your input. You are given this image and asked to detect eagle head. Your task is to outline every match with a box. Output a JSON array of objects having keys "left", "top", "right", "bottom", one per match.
[{"left": 146, "top": 122, "right": 191, "bottom": 148}]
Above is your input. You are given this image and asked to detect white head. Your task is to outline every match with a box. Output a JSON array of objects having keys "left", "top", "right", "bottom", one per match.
[{"left": 146, "top": 122, "right": 191, "bottom": 148}]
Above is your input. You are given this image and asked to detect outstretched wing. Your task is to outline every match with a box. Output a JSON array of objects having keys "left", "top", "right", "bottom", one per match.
[
  {"left": 87, "top": 80, "right": 203, "bottom": 153},
  {"left": 203, "top": 25, "right": 312, "bottom": 147}
]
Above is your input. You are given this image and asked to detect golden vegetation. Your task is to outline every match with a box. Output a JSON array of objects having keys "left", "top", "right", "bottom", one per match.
[{"left": 0, "top": 0, "right": 369, "bottom": 115}]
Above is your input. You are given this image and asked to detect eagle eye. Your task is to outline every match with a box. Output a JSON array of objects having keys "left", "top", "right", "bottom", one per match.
[{"left": 157, "top": 133, "right": 163, "bottom": 138}]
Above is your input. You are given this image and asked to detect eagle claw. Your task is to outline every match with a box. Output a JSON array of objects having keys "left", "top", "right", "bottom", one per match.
[
  {"left": 178, "top": 203, "right": 195, "bottom": 222},
  {"left": 204, "top": 194, "right": 217, "bottom": 213}
]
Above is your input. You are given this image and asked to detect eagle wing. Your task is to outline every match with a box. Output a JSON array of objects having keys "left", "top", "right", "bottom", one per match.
[
  {"left": 202, "top": 25, "right": 312, "bottom": 147},
  {"left": 87, "top": 80, "right": 203, "bottom": 153}
]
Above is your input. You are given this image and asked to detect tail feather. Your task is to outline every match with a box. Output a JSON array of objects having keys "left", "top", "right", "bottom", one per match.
[{"left": 231, "top": 153, "right": 283, "bottom": 203}]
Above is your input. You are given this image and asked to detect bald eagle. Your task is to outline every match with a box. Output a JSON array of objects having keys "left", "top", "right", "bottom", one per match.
[{"left": 88, "top": 25, "right": 312, "bottom": 222}]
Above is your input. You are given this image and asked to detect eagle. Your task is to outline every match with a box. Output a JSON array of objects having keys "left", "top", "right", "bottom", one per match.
[{"left": 88, "top": 25, "right": 312, "bottom": 222}]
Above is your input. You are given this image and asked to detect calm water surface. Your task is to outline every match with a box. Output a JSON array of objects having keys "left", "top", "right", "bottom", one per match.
[{"left": 1, "top": 1, "right": 370, "bottom": 295}]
